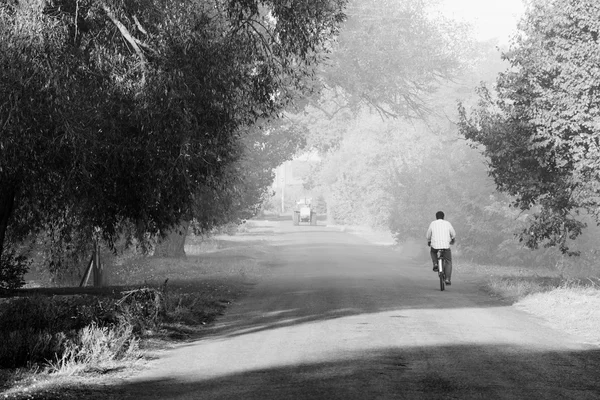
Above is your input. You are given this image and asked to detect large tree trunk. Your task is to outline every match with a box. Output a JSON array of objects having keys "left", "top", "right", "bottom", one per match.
[
  {"left": 0, "top": 184, "right": 17, "bottom": 262},
  {"left": 153, "top": 220, "right": 190, "bottom": 258}
]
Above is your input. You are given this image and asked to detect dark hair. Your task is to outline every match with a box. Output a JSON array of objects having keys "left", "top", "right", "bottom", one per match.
[{"left": 436, "top": 211, "right": 445, "bottom": 220}]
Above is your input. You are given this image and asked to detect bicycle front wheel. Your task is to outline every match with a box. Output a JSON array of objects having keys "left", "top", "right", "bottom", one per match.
[{"left": 439, "top": 272, "right": 445, "bottom": 291}]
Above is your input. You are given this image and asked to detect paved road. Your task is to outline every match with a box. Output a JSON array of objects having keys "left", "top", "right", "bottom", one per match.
[{"left": 120, "top": 221, "right": 600, "bottom": 399}]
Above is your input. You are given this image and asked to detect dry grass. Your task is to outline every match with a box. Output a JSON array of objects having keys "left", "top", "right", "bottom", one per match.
[
  {"left": 516, "top": 285, "right": 600, "bottom": 345},
  {"left": 460, "top": 261, "right": 600, "bottom": 345},
  {"left": 0, "top": 320, "right": 142, "bottom": 400},
  {"left": 455, "top": 262, "right": 558, "bottom": 299},
  {"left": 46, "top": 323, "right": 141, "bottom": 376},
  {"left": 485, "top": 275, "right": 566, "bottom": 301}
]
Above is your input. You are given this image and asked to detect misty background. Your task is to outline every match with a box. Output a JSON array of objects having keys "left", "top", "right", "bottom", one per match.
[{"left": 266, "top": 0, "right": 600, "bottom": 275}]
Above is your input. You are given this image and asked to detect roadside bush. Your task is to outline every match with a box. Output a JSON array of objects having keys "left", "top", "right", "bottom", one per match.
[
  {"left": 117, "top": 287, "right": 165, "bottom": 333},
  {"left": 0, "top": 248, "right": 31, "bottom": 290},
  {"left": 0, "top": 295, "right": 117, "bottom": 368},
  {"left": 0, "top": 287, "right": 163, "bottom": 369},
  {"left": 48, "top": 322, "right": 139, "bottom": 375},
  {"left": 0, "top": 328, "right": 67, "bottom": 369},
  {"left": 313, "top": 195, "right": 328, "bottom": 215},
  {"left": 163, "top": 292, "right": 227, "bottom": 326}
]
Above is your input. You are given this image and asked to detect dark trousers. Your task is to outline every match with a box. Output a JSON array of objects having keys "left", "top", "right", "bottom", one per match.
[{"left": 430, "top": 248, "right": 452, "bottom": 280}]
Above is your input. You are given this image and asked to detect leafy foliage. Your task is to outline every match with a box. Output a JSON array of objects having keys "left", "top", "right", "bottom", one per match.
[
  {"left": 0, "top": 0, "right": 346, "bottom": 267},
  {"left": 0, "top": 248, "right": 30, "bottom": 290},
  {"left": 0, "top": 294, "right": 122, "bottom": 368},
  {"left": 191, "top": 119, "right": 307, "bottom": 233},
  {"left": 314, "top": 0, "right": 470, "bottom": 120},
  {"left": 458, "top": 0, "right": 600, "bottom": 254}
]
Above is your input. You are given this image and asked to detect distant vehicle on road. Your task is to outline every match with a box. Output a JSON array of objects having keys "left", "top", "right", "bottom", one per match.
[{"left": 293, "top": 198, "right": 317, "bottom": 226}]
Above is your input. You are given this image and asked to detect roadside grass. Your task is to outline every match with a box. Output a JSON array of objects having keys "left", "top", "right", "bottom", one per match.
[
  {"left": 516, "top": 285, "right": 600, "bottom": 345},
  {"left": 458, "top": 261, "right": 600, "bottom": 345},
  {"left": 0, "top": 294, "right": 144, "bottom": 399},
  {"left": 0, "top": 228, "right": 271, "bottom": 399}
]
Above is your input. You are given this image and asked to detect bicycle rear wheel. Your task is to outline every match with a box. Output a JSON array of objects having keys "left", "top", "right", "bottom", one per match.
[{"left": 438, "top": 258, "right": 445, "bottom": 291}]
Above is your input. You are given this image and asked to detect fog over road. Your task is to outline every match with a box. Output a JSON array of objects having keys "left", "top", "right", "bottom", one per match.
[{"left": 121, "top": 220, "right": 600, "bottom": 399}]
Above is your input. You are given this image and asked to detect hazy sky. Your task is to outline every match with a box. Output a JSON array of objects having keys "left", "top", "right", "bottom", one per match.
[{"left": 438, "top": 0, "right": 525, "bottom": 43}]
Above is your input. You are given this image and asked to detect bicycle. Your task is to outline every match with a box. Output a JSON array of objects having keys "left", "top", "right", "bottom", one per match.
[{"left": 436, "top": 249, "right": 447, "bottom": 291}]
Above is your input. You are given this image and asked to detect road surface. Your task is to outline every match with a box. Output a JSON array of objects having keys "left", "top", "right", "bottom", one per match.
[{"left": 117, "top": 221, "right": 600, "bottom": 399}]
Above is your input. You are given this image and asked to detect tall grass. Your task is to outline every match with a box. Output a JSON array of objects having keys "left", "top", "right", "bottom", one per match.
[
  {"left": 48, "top": 322, "right": 139, "bottom": 375},
  {"left": 473, "top": 263, "right": 600, "bottom": 345},
  {"left": 486, "top": 275, "right": 564, "bottom": 300},
  {"left": 516, "top": 284, "right": 600, "bottom": 345},
  {"left": 0, "top": 292, "right": 150, "bottom": 370},
  {"left": 484, "top": 268, "right": 600, "bottom": 302},
  {"left": 0, "top": 282, "right": 239, "bottom": 371}
]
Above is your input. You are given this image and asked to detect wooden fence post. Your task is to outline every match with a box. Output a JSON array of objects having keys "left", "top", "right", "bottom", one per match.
[
  {"left": 92, "top": 239, "right": 104, "bottom": 287},
  {"left": 79, "top": 254, "right": 94, "bottom": 287}
]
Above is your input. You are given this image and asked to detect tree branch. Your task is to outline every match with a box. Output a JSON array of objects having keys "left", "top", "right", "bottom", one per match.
[
  {"left": 0, "top": 104, "right": 14, "bottom": 133},
  {"left": 132, "top": 15, "right": 147, "bottom": 36},
  {"left": 307, "top": 98, "right": 349, "bottom": 120},
  {"left": 102, "top": 4, "right": 147, "bottom": 82}
]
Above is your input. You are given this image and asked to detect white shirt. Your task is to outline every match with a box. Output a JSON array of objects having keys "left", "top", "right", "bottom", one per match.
[{"left": 426, "top": 219, "right": 456, "bottom": 249}]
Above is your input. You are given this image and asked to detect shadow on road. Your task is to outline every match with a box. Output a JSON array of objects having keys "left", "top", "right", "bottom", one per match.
[
  {"left": 200, "top": 283, "right": 503, "bottom": 341},
  {"left": 63, "top": 345, "right": 600, "bottom": 399}
]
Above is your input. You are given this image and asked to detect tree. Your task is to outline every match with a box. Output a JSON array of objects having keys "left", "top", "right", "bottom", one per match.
[
  {"left": 313, "top": 0, "right": 470, "bottom": 120},
  {"left": 288, "top": 0, "right": 474, "bottom": 196},
  {"left": 0, "top": 0, "right": 347, "bottom": 278},
  {"left": 458, "top": 0, "right": 600, "bottom": 254},
  {"left": 154, "top": 118, "right": 306, "bottom": 257}
]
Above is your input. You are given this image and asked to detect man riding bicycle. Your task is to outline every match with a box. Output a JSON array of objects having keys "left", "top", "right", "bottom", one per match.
[{"left": 426, "top": 211, "right": 456, "bottom": 285}]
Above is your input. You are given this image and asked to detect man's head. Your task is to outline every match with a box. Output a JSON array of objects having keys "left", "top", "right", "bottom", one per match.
[{"left": 436, "top": 211, "right": 445, "bottom": 220}]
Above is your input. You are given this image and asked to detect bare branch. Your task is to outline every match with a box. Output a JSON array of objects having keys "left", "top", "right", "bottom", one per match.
[
  {"left": 101, "top": 4, "right": 146, "bottom": 82},
  {"left": 0, "top": 96, "right": 15, "bottom": 133},
  {"left": 132, "top": 15, "right": 147, "bottom": 36},
  {"left": 307, "top": 97, "right": 350, "bottom": 120},
  {"left": 75, "top": 0, "right": 80, "bottom": 43},
  {"left": 133, "top": 37, "right": 158, "bottom": 55}
]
